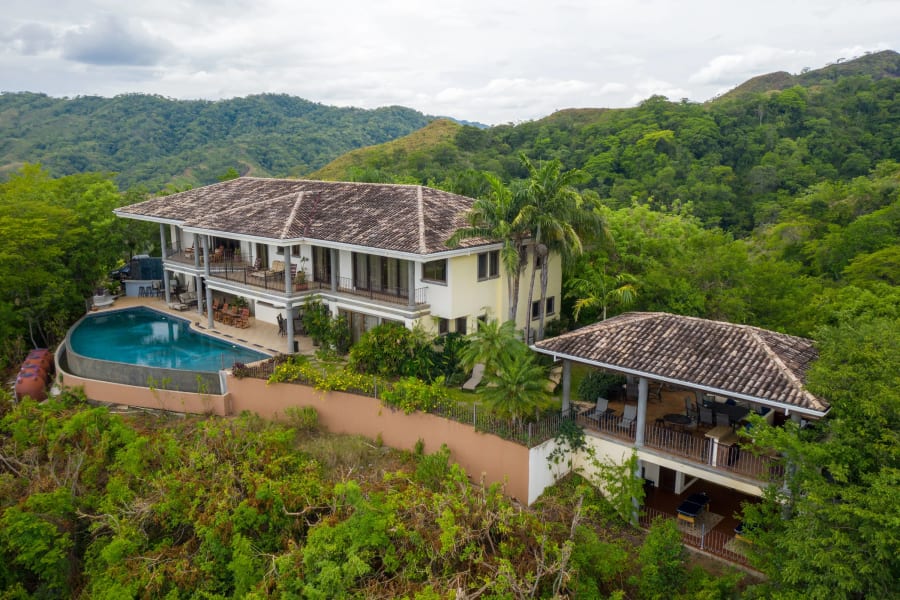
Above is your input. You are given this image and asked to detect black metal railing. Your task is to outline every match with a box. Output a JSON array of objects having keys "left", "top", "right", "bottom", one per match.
[{"left": 335, "top": 276, "right": 427, "bottom": 306}]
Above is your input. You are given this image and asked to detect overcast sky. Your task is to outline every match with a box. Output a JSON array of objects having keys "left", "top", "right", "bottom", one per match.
[{"left": 2, "top": 1, "right": 898, "bottom": 125}]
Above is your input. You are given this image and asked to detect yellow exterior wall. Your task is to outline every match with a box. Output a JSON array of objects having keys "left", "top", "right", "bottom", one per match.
[{"left": 419, "top": 249, "right": 563, "bottom": 336}]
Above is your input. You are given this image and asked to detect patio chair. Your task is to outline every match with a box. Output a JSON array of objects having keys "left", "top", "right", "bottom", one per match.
[
  {"left": 462, "top": 363, "right": 485, "bottom": 391},
  {"left": 699, "top": 406, "right": 715, "bottom": 427},
  {"left": 588, "top": 397, "right": 614, "bottom": 420},
  {"left": 684, "top": 396, "right": 697, "bottom": 421},
  {"left": 215, "top": 302, "right": 229, "bottom": 322},
  {"left": 618, "top": 404, "right": 637, "bottom": 429},
  {"left": 276, "top": 314, "right": 287, "bottom": 336},
  {"left": 235, "top": 308, "right": 250, "bottom": 328}
]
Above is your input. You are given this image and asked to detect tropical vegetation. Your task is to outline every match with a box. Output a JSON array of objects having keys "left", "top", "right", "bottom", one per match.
[{"left": 0, "top": 50, "right": 898, "bottom": 598}]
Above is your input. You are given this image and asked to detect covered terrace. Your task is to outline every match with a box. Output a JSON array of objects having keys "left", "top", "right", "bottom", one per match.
[{"left": 532, "top": 312, "right": 831, "bottom": 486}]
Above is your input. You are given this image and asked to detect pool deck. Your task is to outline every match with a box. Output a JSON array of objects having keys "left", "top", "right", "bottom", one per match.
[{"left": 90, "top": 295, "right": 316, "bottom": 359}]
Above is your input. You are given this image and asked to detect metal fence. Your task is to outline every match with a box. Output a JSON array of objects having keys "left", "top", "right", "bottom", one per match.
[
  {"left": 231, "top": 362, "right": 566, "bottom": 448},
  {"left": 639, "top": 506, "right": 752, "bottom": 567}
]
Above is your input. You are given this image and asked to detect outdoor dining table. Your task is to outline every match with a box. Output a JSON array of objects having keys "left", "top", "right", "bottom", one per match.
[{"left": 663, "top": 413, "right": 692, "bottom": 431}]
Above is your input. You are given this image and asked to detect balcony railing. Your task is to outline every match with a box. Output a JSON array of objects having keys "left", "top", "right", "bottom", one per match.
[
  {"left": 335, "top": 276, "right": 428, "bottom": 306},
  {"left": 576, "top": 409, "right": 782, "bottom": 483},
  {"left": 640, "top": 506, "right": 752, "bottom": 567},
  {"left": 194, "top": 266, "right": 429, "bottom": 308}
]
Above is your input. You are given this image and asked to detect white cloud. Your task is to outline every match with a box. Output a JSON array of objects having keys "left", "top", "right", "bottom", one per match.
[
  {"left": 1, "top": 23, "right": 58, "bottom": 56},
  {"left": 689, "top": 47, "right": 815, "bottom": 85},
  {"left": 0, "top": 1, "right": 897, "bottom": 123}
]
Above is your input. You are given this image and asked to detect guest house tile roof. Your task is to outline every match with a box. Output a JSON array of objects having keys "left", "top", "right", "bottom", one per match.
[
  {"left": 115, "top": 177, "right": 490, "bottom": 255},
  {"left": 534, "top": 312, "right": 828, "bottom": 415}
]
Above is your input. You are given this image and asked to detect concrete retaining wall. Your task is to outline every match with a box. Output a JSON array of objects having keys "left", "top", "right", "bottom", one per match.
[{"left": 228, "top": 376, "right": 534, "bottom": 504}]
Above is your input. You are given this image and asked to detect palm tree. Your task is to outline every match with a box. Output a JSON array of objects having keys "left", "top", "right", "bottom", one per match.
[
  {"left": 566, "top": 260, "right": 638, "bottom": 322},
  {"left": 459, "top": 318, "right": 524, "bottom": 377},
  {"left": 447, "top": 173, "right": 529, "bottom": 323},
  {"left": 518, "top": 155, "right": 595, "bottom": 341},
  {"left": 480, "top": 351, "right": 551, "bottom": 423}
]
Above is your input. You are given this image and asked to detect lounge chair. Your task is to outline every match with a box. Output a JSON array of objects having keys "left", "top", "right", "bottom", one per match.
[
  {"left": 618, "top": 404, "right": 637, "bottom": 429},
  {"left": 462, "top": 363, "right": 485, "bottom": 391},
  {"left": 545, "top": 365, "right": 563, "bottom": 392},
  {"left": 179, "top": 291, "right": 198, "bottom": 308},
  {"left": 588, "top": 397, "right": 614, "bottom": 419}
]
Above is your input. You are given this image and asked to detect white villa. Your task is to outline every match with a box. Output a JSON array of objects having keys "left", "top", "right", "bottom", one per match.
[{"left": 114, "top": 177, "right": 560, "bottom": 352}]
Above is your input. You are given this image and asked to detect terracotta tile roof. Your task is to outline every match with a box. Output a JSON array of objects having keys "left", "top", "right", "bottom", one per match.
[
  {"left": 115, "top": 177, "right": 490, "bottom": 255},
  {"left": 534, "top": 312, "right": 828, "bottom": 415}
]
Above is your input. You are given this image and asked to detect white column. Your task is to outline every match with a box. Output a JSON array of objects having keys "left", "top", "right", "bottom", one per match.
[
  {"left": 560, "top": 359, "right": 571, "bottom": 415},
  {"left": 284, "top": 247, "right": 291, "bottom": 294},
  {"left": 202, "top": 237, "right": 214, "bottom": 329},
  {"left": 159, "top": 225, "right": 172, "bottom": 304},
  {"left": 285, "top": 302, "right": 294, "bottom": 354},
  {"left": 635, "top": 376, "right": 648, "bottom": 447}
]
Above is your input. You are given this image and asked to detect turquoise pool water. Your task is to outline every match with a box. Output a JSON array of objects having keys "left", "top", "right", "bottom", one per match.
[{"left": 69, "top": 307, "right": 268, "bottom": 372}]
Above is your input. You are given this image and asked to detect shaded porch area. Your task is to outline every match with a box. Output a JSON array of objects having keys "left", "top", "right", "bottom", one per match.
[
  {"left": 575, "top": 385, "right": 785, "bottom": 483},
  {"left": 640, "top": 478, "right": 757, "bottom": 567}
]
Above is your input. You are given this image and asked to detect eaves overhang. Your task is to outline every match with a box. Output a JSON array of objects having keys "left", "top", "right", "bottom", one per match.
[{"left": 531, "top": 345, "right": 831, "bottom": 419}]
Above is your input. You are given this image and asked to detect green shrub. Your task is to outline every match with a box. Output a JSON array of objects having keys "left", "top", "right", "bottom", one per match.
[
  {"left": 577, "top": 370, "right": 626, "bottom": 402},
  {"left": 330, "top": 314, "right": 352, "bottom": 355},
  {"left": 381, "top": 376, "right": 452, "bottom": 415},
  {"left": 268, "top": 357, "right": 378, "bottom": 394},
  {"left": 349, "top": 323, "right": 436, "bottom": 379},
  {"left": 414, "top": 444, "right": 452, "bottom": 491},
  {"left": 302, "top": 298, "right": 332, "bottom": 346},
  {"left": 431, "top": 332, "right": 469, "bottom": 381},
  {"left": 284, "top": 405, "right": 319, "bottom": 432},
  {"left": 634, "top": 517, "right": 687, "bottom": 599}
]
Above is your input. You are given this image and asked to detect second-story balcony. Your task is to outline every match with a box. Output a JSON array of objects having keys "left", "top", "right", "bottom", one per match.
[{"left": 205, "top": 266, "right": 429, "bottom": 308}]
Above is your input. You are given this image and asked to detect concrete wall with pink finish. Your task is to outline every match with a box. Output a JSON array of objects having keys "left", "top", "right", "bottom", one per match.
[
  {"left": 59, "top": 370, "right": 230, "bottom": 416},
  {"left": 228, "top": 376, "right": 532, "bottom": 504}
]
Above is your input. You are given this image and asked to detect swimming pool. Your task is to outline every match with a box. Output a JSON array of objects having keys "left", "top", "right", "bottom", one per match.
[{"left": 69, "top": 307, "right": 268, "bottom": 372}]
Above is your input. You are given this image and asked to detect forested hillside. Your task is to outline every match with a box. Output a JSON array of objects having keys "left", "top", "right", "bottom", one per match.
[
  {"left": 0, "top": 93, "right": 432, "bottom": 191},
  {"left": 312, "top": 50, "right": 900, "bottom": 234}
]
